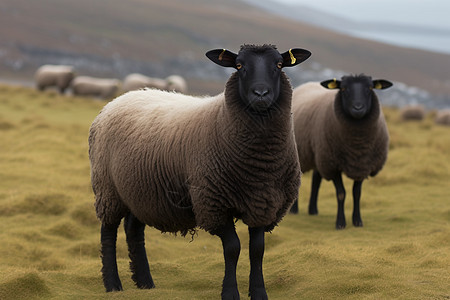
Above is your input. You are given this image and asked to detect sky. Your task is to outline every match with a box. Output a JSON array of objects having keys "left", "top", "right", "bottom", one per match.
[{"left": 273, "top": 0, "right": 450, "bottom": 30}]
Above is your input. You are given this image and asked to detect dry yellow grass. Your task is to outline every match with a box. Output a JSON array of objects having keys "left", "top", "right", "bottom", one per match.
[{"left": 0, "top": 84, "right": 449, "bottom": 299}]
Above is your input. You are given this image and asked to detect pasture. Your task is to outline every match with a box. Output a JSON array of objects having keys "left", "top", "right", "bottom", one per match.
[{"left": 0, "top": 84, "right": 448, "bottom": 299}]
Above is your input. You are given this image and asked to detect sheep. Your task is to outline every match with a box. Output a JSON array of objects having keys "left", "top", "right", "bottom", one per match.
[
  {"left": 400, "top": 105, "right": 426, "bottom": 121},
  {"left": 435, "top": 109, "right": 450, "bottom": 126},
  {"left": 122, "top": 73, "right": 167, "bottom": 92},
  {"left": 289, "top": 75, "right": 392, "bottom": 229},
  {"left": 71, "top": 76, "right": 120, "bottom": 99},
  {"left": 165, "top": 74, "right": 188, "bottom": 93},
  {"left": 89, "top": 44, "right": 311, "bottom": 298},
  {"left": 34, "top": 64, "right": 75, "bottom": 93}
]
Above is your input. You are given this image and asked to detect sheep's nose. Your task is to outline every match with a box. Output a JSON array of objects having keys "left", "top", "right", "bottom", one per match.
[
  {"left": 253, "top": 88, "right": 269, "bottom": 97},
  {"left": 353, "top": 103, "right": 364, "bottom": 111}
]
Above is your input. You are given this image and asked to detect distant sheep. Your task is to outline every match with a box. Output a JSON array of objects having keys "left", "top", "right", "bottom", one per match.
[
  {"left": 71, "top": 76, "right": 120, "bottom": 99},
  {"left": 122, "top": 73, "right": 167, "bottom": 92},
  {"left": 34, "top": 64, "right": 75, "bottom": 93},
  {"left": 290, "top": 75, "right": 392, "bottom": 229},
  {"left": 165, "top": 75, "right": 187, "bottom": 93},
  {"left": 400, "top": 105, "right": 426, "bottom": 121},
  {"left": 435, "top": 109, "right": 450, "bottom": 126},
  {"left": 89, "top": 44, "right": 311, "bottom": 297}
]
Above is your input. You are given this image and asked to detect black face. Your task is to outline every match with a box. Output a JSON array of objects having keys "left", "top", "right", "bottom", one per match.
[
  {"left": 340, "top": 76, "right": 374, "bottom": 119},
  {"left": 235, "top": 48, "right": 284, "bottom": 113},
  {"left": 205, "top": 45, "right": 312, "bottom": 114}
]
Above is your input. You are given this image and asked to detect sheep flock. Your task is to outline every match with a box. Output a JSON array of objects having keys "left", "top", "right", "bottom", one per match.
[{"left": 31, "top": 43, "right": 449, "bottom": 299}]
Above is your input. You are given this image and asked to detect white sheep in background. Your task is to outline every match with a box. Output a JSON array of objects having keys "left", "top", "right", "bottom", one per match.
[
  {"left": 165, "top": 74, "right": 187, "bottom": 93},
  {"left": 71, "top": 76, "right": 120, "bottom": 100},
  {"left": 400, "top": 104, "right": 426, "bottom": 121},
  {"left": 435, "top": 109, "right": 450, "bottom": 126},
  {"left": 34, "top": 64, "right": 75, "bottom": 93},
  {"left": 122, "top": 73, "right": 167, "bottom": 92}
]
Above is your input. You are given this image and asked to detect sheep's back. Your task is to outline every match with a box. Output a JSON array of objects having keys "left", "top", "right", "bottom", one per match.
[
  {"left": 89, "top": 89, "right": 220, "bottom": 231},
  {"left": 292, "top": 82, "right": 336, "bottom": 173}
]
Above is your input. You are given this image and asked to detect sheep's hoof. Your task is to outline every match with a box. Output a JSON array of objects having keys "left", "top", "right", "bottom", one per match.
[
  {"left": 105, "top": 283, "right": 123, "bottom": 292},
  {"left": 104, "top": 275, "right": 123, "bottom": 292},
  {"left": 137, "top": 281, "right": 155, "bottom": 289},
  {"left": 353, "top": 219, "right": 363, "bottom": 227},
  {"left": 335, "top": 222, "right": 346, "bottom": 230},
  {"left": 221, "top": 287, "right": 240, "bottom": 300},
  {"left": 308, "top": 208, "right": 318, "bottom": 215},
  {"left": 249, "top": 287, "right": 268, "bottom": 300}
]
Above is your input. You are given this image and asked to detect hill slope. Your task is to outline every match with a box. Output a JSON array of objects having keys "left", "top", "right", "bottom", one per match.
[{"left": 1, "top": 0, "right": 450, "bottom": 97}]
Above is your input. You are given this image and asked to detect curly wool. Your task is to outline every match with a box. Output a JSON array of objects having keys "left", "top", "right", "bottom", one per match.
[{"left": 89, "top": 71, "right": 301, "bottom": 235}]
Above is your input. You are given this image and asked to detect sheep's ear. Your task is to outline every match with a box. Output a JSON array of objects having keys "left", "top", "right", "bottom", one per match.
[
  {"left": 321, "top": 78, "right": 341, "bottom": 89},
  {"left": 205, "top": 49, "right": 238, "bottom": 68},
  {"left": 373, "top": 79, "right": 393, "bottom": 90},
  {"left": 281, "top": 48, "right": 311, "bottom": 67}
]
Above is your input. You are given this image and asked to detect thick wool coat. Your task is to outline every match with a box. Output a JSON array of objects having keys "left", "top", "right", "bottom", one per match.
[
  {"left": 292, "top": 82, "right": 389, "bottom": 181},
  {"left": 89, "top": 72, "right": 301, "bottom": 235}
]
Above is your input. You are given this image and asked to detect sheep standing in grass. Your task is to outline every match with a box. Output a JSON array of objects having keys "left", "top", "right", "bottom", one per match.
[
  {"left": 400, "top": 105, "right": 426, "bottom": 121},
  {"left": 435, "top": 109, "right": 450, "bottom": 126},
  {"left": 71, "top": 76, "right": 120, "bottom": 99},
  {"left": 34, "top": 64, "right": 74, "bottom": 93},
  {"left": 122, "top": 73, "right": 167, "bottom": 92},
  {"left": 89, "top": 44, "right": 311, "bottom": 298},
  {"left": 289, "top": 75, "right": 392, "bottom": 229}
]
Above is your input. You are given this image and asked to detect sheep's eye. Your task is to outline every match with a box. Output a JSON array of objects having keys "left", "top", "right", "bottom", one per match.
[
  {"left": 277, "top": 62, "right": 283, "bottom": 69},
  {"left": 236, "top": 63, "right": 243, "bottom": 70}
]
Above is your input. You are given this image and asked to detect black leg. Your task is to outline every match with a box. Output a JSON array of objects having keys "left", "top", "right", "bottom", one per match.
[
  {"left": 308, "top": 170, "right": 322, "bottom": 215},
  {"left": 101, "top": 222, "right": 123, "bottom": 292},
  {"left": 215, "top": 219, "right": 241, "bottom": 300},
  {"left": 352, "top": 180, "right": 363, "bottom": 227},
  {"left": 248, "top": 227, "right": 267, "bottom": 300},
  {"left": 332, "top": 174, "right": 346, "bottom": 230},
  {"left": 289, "top": 199, "right": 299, "bottom": 214},
  {"left": 124, "top": 212, "right": 155, "bottom": 289}
]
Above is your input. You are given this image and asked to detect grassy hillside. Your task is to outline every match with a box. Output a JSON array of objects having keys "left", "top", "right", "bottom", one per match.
[
  {"left": 0, "top": 85, "right": 449, "bottom": 299},
  {"left": 1, "top": 0, "right": 450, "bottom": 96}
]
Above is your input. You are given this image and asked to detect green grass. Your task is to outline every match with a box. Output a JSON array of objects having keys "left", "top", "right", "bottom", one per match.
[{"left": 0, "top": 84, "right": 449, "bottom": 299}]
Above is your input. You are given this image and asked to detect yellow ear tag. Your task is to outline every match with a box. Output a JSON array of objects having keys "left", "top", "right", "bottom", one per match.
[
  {"left": 328, "top": 78, "right": 338, "bottom": 89},
  {"left": 289, "top": 49, "right": 296, "bottom": 64},
  {"left": 374, "top": 82, "right": 382, "bottom": 89},
  {"left": 218, "top": 49, "right": 226, "bottom": 61}
]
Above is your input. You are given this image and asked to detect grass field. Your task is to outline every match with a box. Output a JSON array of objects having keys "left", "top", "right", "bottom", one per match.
[{"left": 0, "top": 84, "right": 449, "bottom": 299}]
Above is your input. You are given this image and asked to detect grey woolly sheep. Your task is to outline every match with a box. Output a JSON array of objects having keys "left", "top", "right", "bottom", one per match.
[
  {"left": 122, "top": 73, "right": 167, "bottom": 92},
  {"left": 400, "top": 105, "right": 426, "bottom": 121},
  {"left": 435, "top": 109, "right": 450, "bottom": 126},
  {"left": 289, "top": 75, "right": 392, "bottom": 229},
  {"left": 165, "top": 74, "right": 187, "bottom": 93},
  {"left": 71, "top": 76, "right": 120, "bottom": 99},
  {"left": 89, "top": 44, "right": 311, "bottom": 298},
  {"left": 34, "top": 64, "right": 74, "bottom": 93}
]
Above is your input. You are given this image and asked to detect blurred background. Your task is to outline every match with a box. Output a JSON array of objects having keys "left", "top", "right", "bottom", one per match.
[{"left": 0, "top": 0, "right": 449, "bottom": 108}]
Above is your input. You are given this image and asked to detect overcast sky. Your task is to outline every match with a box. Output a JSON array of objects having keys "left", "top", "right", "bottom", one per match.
[{"left": 273, "top": 0, "right": 450, "bottom": 29}]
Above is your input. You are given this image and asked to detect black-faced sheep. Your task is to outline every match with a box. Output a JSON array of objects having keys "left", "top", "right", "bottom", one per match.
[
  {"left": 34, "top": 64, "right": 75, "bottom": 93},
  {"left": 71, "top": 76, "right": 120, "bottom": 99},
  {"left": 289, "top": 75, "right": 392, "bottom": 229},
  {"left": 435, "top": 109, "right": 450, "bottom": 126},
  {"left": 400, "top": 105, "right": 426, "bottom": 121},
  {"left": 89, "top": 44, "right": 311, "bottom": 298}
]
